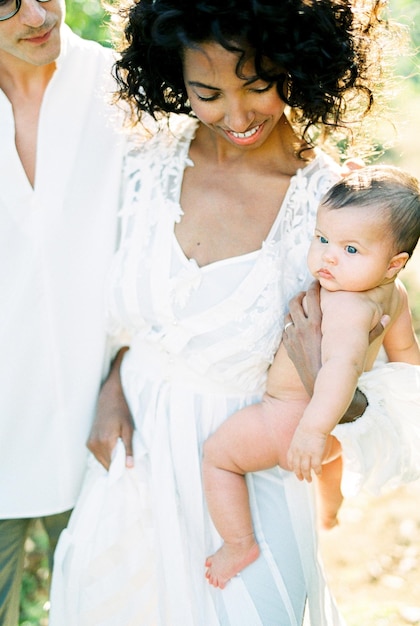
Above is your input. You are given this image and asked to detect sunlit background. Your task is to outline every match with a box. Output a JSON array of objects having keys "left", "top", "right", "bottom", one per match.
[{"left": 321, "top": 2, "right": 420, "bottom": 623}]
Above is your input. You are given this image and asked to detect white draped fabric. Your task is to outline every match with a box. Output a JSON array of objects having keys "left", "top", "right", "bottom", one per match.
[
  {"left": 50, "top": 116, "right": 420, "bottom": 626},
  {"left": 0, "top": 26, "right": 125, "bottom": 517}
]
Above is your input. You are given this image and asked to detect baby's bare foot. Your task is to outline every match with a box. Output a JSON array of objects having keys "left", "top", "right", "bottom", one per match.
[
  {"left": 319, "top": 513, "right": 339, "bottom": 530},
  {"left": 205, "top": 537, "right": 260, "bottom": 589}
]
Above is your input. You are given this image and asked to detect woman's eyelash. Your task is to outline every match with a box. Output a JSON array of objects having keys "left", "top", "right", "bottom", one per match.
[
  {"left": 194, "top": 82, "right": 274, "bottom": 101},
  {"left": 251, "top": 83, "right": 274, "bottom": 93},
  {"left": 196, "top": 94, "right": 219, "bottom": 102}
]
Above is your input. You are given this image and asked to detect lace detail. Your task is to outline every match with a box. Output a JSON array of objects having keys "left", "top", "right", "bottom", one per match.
[
  {"left": 169, "top": 258, "right": 202, "bottom": 309},
  {"left": 69, "top": 117, "right": 356, "bottom": 626},
  {"left": 106, "top": 116, "right": 341, "bottom": 392}
]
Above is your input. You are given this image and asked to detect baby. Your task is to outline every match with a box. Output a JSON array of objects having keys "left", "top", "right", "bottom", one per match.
[{"left": 202, "top": 165, "right": 420, "bottom": 589}]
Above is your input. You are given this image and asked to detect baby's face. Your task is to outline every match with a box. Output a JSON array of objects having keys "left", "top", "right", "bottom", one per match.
[{"left": 307, "top": 203, "right": 396, "bottom": 292}]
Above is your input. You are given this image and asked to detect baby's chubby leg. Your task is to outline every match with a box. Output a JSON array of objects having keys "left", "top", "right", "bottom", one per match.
[
  {"left": 316, "top": 435, "right": 343, "bottom": 529},
  {"left": 202, "top": 394, "right": 305, "bottom": 588}
]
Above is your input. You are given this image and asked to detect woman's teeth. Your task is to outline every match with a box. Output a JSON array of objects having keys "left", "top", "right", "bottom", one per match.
[{"left": 230, "top": 125, "right": 260, "bottom": 138}]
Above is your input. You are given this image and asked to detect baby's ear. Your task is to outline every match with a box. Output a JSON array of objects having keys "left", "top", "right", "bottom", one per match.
[{"left": 386, "top": 251, "right": 409, "bottom": 278}]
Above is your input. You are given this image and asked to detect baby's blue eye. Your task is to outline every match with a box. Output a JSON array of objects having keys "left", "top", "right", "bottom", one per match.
[
  {"left": 320, "top": 236, "right": 328, "bottom": 244},
  {"left": 346, "top": 245, "right": 357, "bottom": 254}
]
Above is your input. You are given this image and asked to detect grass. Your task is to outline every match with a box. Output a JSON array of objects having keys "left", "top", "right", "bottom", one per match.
[{"left": 19, "top": 523, "right": 50, "bottom": 626}]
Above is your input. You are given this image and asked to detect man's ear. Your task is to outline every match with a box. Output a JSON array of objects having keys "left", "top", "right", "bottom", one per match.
[{"left": 385, "top": 251, "right": 409, "bottom": 278}]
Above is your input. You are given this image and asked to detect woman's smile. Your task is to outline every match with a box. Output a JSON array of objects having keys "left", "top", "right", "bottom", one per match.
[
  {"left": 224, "top": 123, "right": 265, "bottom": 145},
  {"left": 183, "top": 42, "right": 287, "bottom": 154}
]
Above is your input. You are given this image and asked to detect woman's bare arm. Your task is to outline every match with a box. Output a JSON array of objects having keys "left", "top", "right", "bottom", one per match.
[{"left": 87, "top": 347, "right": 135, "bottom": 470}]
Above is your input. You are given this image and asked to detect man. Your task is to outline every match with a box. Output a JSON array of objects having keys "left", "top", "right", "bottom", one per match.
[{"left": 0, "top": 1, "right": 127, "bottom": 622}]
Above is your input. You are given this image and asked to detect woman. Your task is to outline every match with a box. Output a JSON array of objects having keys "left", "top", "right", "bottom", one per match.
[{"left": 50, "top": 1, "right": 408, "bottom": 624}]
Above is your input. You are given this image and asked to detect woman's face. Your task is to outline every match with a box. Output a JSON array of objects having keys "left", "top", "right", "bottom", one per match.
[{"left": 182, "top": 41, "right": 287, "bottom": 150}]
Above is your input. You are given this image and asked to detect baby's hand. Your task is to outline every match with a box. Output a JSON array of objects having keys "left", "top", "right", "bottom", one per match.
[{"left": 287, "top": 424, "right": 328, "bottom": 482}]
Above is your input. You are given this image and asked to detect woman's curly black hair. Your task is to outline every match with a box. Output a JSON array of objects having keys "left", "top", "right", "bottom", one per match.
[{"left": 112, "top": 0, "right": 401, "bottom": 153}]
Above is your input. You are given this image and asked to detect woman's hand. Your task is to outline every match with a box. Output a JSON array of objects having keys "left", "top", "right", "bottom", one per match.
[
  {"left": 282, "top": 281, "right": 322, "bottom": 397},
  {"left": 282, "top": 281, "right": 389, "bottom": 421},
  {"left": 87, "top": 347, "right": 135, "bottom": 470}
]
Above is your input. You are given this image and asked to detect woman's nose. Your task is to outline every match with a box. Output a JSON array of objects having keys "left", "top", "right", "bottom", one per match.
[{"left": 224, "top": 100, "right": 255, "bottom": 132}]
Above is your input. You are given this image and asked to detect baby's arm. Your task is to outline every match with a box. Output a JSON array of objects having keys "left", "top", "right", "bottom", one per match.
[
  {"left": 283, "top": 282, "right": 381, "bottom": 421},
  {"left": 383, "top": 281, "right": 420, "bottom": 364},
  {"left": 287, "top": 291, "right": 375, "bottom": 481}
]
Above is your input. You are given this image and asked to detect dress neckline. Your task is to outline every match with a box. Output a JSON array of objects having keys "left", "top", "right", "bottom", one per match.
[{"left": 172, "top": 119, "right": 323, "bottom": 271}]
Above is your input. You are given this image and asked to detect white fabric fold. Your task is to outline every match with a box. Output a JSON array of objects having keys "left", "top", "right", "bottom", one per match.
[{"left": 333, "top": 363, "right": 420, "bottom": 498}]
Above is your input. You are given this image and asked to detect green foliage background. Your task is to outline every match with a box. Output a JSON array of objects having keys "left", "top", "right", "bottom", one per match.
[{"left": 65, "top": 0, "right": 111, "bottom": 46}]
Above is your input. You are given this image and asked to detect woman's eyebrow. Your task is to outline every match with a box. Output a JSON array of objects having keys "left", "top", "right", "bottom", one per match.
[
  {"left": 187, "top": 80, "right": 218, "bottom": 89},
  {"left": 187, "top": 76, "right": 262, "bottom": 90}
]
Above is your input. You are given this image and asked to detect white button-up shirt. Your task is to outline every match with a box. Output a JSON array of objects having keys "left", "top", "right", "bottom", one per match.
[{"left": 0, "top": 26, "right": 126, "bottom": 517}]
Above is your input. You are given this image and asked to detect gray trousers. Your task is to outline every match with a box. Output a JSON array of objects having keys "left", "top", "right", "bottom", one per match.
[{"left": 0, "top": 510, "right": 72, "bottom": 626}]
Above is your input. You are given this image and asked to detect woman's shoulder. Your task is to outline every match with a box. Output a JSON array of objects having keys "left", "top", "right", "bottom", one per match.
[
  {"left": 282, "top": 150, "right": 341, "bottom": 221},
  {"left": 120, "top": 114, "right": 197, "bottom": 179},
  {"left": 299, "top": 150, "right": 341, "bottom": 187},
  {"left": 126, "top": 115, "right": 197, "bottom": 154}
]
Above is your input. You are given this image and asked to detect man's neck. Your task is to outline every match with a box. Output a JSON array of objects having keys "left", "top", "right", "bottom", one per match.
[
  {"left": 0, "top": 57, "right": 57, "bottom": 188},
  {"left": 0, "top": 55, "right": 56, "bottom": 100}
]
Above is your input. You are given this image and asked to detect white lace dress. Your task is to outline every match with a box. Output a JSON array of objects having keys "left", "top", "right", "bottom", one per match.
[{"left": 50, "top": 116, "right": 420, "bottom": 626}]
